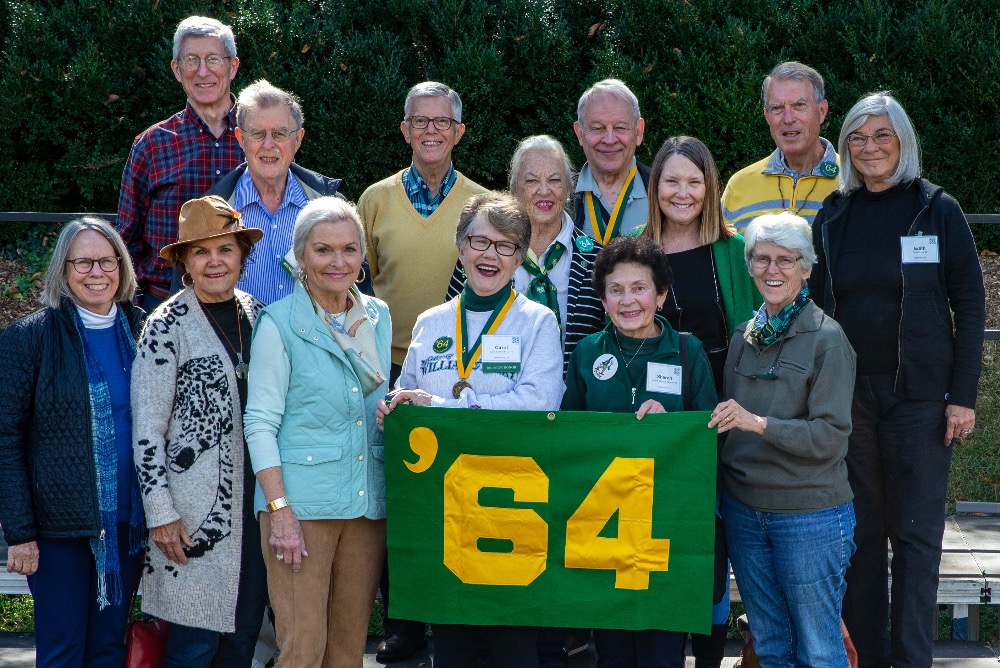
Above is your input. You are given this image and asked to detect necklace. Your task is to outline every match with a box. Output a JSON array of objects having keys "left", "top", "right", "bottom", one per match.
[
  {"left": 201, "top": 299, "right": 248, "bottom": 379},
  {"left": 666, "top": 247, "right": 728, "bottom": 344},
  {"left": 613, "top": 327, "right": 649, "bottom": 406},
  {"left": 777, "top": 177, "right": 819, "bottom": 215}
]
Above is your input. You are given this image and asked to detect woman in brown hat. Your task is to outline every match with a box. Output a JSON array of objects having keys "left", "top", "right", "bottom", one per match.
[{"left": 131, "top": 195, "right": 268, "bottom": 666}]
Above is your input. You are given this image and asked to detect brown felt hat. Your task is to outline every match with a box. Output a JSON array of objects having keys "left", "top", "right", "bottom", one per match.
[{"left": 159, "top": 195, "right": 264, "bottom": 260}]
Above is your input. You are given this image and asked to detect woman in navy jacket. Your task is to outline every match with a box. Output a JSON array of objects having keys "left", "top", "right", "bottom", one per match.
[{"left": 809, "top": 92, "right": 986, "bottom": 668}]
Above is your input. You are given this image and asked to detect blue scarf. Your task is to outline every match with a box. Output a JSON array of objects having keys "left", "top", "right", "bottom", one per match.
[{"left": 73, "top": 306, "right": 145, "bottom": 609}]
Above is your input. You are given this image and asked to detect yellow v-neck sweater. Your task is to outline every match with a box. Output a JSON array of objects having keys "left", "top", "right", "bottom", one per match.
[{"left": 359, "top": 169, "right": 487, "bottom": 366}]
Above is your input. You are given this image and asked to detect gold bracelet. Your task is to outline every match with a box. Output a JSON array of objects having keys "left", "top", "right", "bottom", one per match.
[{"left": 266, "top": 496, "right": 289, "bottom": 513}]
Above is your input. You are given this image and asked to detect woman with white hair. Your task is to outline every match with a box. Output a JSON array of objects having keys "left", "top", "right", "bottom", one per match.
[
  {"left": 0, "top": 217, "right": 145, "bottom": 666},
  {"left": 810, "top": 92, "right": 986, "bottom": 667},
  {"left": 708, "top": 212, "right": 857, "bottom": 667},
  {"left": 244, "top": 196, "right": 391, "bottom": 667}
]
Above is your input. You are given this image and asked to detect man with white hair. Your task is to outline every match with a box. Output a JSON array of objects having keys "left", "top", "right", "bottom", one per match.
[
  {"left": 572, "top": 79, "right": 650, "bottom": 242},
  {"left": 206, "top": 79, "right": 348, "bottom": 304},
  {"left": 722, "top": 61, "right": 840, "bottom": 232},
  {"left": 358, "top": 80, "right": 486, "bottom": 664},
  {"left": 117, "top": 16, "right": 243, "bottom": 310}
]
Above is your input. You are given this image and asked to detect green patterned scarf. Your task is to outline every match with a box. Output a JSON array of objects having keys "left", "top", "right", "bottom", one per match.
[
  {"left": 746, "top": 285, "right": 810, "bottom": 347},
  {"left": 521, "top": 241, "right": 565, "bottom": 326}
]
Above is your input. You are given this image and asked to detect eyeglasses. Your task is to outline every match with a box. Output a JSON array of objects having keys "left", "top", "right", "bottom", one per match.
[
  {"left": 734, "top": 332, "right": 788, "bottom": 381},
  {"left": 846, "top": 131, "right": 898, "bottom": 148},
  {"left": 466, "top": 235, "right": 519, "bottom": 257},
  {"left": 244, "top": 128, "right": 299, "bottom": 143},
  {"left": 66, "top": 256, "right": 121, "bottom": 273},
  {"left": 407, "top": 116, "right": 459, "bottom": 131},
  {"left": 750, "top": 254, "right": 802, "bottom": 271},
  {"left": 176, "top": 55, "right": 232, "bottom": 72}
]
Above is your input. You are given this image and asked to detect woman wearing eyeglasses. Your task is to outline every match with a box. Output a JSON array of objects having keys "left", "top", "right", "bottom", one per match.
[
  {"left": 809, "top": 92, "right": 985, "bottom": 668},
  {"left": 708, "top": 212, "right": 857, "bottom": 667},
  {"left": 562, "top": 235, "right": 718, "bottom": 668},
  {"left": 0, "top": 218, "right": 145, "bottom": 666},
  {"left": 378, "top": 191, "right": 564, "bottom": 668}
]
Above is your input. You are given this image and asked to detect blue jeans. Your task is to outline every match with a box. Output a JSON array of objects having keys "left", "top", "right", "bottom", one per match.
[
  {"left": 722, "top": 490, "right": 855, "bottom": 668},
  {"left": 28, "top": 524, "right": 143, "bottom": 668}
]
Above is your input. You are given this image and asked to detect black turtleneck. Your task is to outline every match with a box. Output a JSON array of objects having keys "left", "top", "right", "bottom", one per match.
[{"left": 833, "top": 180, "right": 922, "bottom": 374}]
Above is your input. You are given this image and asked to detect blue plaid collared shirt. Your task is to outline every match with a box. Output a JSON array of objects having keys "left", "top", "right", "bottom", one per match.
[{"left": 401, "top": 162, "right": 457, "bottom": 217}]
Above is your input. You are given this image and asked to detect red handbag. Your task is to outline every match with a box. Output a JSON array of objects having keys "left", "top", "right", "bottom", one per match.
[{"left": 125, "top": 617, "right": 170, "bottom": 668}]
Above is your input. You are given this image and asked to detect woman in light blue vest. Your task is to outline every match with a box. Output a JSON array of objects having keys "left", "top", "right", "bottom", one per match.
[{"left": 244, "top": 196, "right": 392, "bottom": 667}]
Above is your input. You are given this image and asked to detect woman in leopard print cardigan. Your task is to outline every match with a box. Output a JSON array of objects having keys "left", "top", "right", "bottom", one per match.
[{"left": 131, "top": 196, "right": 266, "bottom": 665}]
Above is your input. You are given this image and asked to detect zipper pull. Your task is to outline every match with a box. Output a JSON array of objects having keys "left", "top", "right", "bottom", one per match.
[
  {"left": 100, "top": 529, "right": 106, "bottom": 541},
  {"left": 631, "top": 387, "right": 637, "bottom": 406}
]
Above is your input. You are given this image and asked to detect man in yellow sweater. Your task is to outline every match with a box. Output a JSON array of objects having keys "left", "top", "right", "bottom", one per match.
[
  {"left": 721, "top": 62, "right": 840, "bottom": 232},
  {"left": 359, "top": 81, "right": 487, "bottom": 387},
  {"left": 357, "top": 81, "right": 486, "bottom": 663}
]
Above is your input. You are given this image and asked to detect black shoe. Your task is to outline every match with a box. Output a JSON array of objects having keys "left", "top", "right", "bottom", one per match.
[{"left": 375, "top": 633, "right": 427, "bottom": 663}]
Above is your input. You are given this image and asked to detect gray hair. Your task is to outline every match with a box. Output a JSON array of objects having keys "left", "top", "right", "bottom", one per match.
[
  {"left": 577, "top": 79, "right": 641, "bottom": 126},
  {"left": 761, "top": 61, "right": 825, "bottom": 107},
  {"left": 172, "top": 16, "right": 237, "bottom": 60},
  {"left": 237, "top": 79, "right": 304, "bottom": 130},
  {"left": 403, "top": 81, "right": 462, "bottom": 122},
  {"left": 292, "top": 197, "right": 366, "bottom": 267},
  {"left": 42, "top": 217, "right": 137, "bottom": 307},
  {"left": 508, "top": 135, "right": 576, "bottom": 202},
  {"left": 837, "top": 91, "right": 921, "bottom": 195},
  {"left": 456, "top": 192, "right": 531, "bottom": 264},
  {"left": 743, "top": 212, "right": 817, "bottom": 270}
]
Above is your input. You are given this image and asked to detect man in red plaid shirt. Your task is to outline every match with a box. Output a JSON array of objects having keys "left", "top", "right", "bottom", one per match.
[{"left": 117, "top": 16, "right": 244, "bottom": 310}]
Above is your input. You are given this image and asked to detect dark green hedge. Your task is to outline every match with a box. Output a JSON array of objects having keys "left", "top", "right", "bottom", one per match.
[{"left": 2, "top": 0, "right": 998, "bottom": 249}]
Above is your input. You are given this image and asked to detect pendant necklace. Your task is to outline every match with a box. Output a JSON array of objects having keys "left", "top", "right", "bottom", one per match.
[
  {"left": 202, "top": 299, "right": 249, "bottom": 379},
  {"left": 613, "top": 327, "right": 647, "bottom": 406}
]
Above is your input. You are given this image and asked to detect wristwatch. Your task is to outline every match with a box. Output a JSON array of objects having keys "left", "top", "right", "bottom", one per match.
[{"left": 266, "top": 496, "right": 289, "bottom": 513}]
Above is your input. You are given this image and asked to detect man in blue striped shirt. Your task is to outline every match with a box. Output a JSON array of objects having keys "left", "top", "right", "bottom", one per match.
[{"left": 206, "top": 79, "right": 347, "bottom": 304}]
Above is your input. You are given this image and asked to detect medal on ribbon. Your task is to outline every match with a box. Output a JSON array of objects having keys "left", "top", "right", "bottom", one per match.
[{"left": 453, "top": 287, "right": 517, "bottom": 398}]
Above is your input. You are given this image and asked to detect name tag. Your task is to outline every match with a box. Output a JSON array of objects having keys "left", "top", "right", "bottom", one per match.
[
  {"left": 482, "top": 335, "right": 521, "bottom": 373},
  {"left": 901, "top": 235, "right": 939, "bottom": 264},
  {"left": 646, "top": 363, "right": 682, "bottom": 395}
]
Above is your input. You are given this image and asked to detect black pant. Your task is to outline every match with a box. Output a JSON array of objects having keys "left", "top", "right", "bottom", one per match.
[
  {"left": 841, "top": 374, "right": 951, "bottom": 668},
  {"left": 433, "top": 624, "right": 539, "bottom": 668}
]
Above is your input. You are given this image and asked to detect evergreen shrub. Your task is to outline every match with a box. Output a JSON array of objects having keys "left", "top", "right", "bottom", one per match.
[{"left": 1, "top": 0, "right": 997, "bottom": 249}]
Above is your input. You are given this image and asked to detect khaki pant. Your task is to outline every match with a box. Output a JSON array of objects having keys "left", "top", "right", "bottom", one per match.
[{"left": 260, "top": 514, "right": 386, "bottom": 668}]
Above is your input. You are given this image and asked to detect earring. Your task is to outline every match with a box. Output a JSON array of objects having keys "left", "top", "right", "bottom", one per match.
[
  {"left": 181, "top": 272, "right": 193, "bottom": 287},
  {"left": 297, "top": 268, "right": 308, "bottom": 284},
  {"left": 355, "top": 266, "right": 367, "bottom": 284}
]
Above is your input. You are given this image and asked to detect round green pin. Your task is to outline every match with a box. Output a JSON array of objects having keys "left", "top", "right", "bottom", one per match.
[
  {"left": 575, "top": 235, "right": 595, "bottom": 253},
  {"left": 433, "top": 336, "right": 453, "bottom": 354},
  {"left": 820, "top": 161, "right": 839, "bottom": 178}
]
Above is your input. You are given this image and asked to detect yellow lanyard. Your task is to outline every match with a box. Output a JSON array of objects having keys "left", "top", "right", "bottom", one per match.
[
  {"left": 454, "top": 288, "right": 517, "bottom": 379},
  {"left": 586, "top": 164, "right": 638, "bottom": 245}
]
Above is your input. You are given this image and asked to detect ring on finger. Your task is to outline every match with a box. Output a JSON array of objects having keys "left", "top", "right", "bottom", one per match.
[{"left": 276, "top": 553, "right": 284, "bottom": 561}]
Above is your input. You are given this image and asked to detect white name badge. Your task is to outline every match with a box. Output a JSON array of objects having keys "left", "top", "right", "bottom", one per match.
[
  {"left": 901, "top": 235, "right": 939, "bottom": 264},
  {"left": 482, "top": 335, "right": 521, "bottom": 373},
  {"left": 646, "top": 362, "right": 682, "bottom": 395}
]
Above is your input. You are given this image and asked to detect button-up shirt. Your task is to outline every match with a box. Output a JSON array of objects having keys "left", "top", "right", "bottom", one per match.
[
  {"left": 117, "top": 98, "right": 243, "bottom": 291},
  {"left": 235, "top": 170, "right": 309, "bottom": 305},
  {"left": 401, "top": 162, "right": 457, "bottom": 217}
]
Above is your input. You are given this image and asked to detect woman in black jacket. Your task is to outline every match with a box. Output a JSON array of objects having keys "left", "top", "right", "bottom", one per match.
[
  {"left": 809, "top": 92, "right": 986, "bottom": 668},
  {"left": 0, "top": 217, "right": 145, "bottom": 667}
]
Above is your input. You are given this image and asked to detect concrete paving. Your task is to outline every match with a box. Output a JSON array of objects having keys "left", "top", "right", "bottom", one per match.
[{"left": 1, "top": 634, "right": 998, "bottom": 667}]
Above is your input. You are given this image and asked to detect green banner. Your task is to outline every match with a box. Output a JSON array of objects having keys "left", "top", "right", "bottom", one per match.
[{"left": 384, "top": 405, "right": 717, "bottom": 634}]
